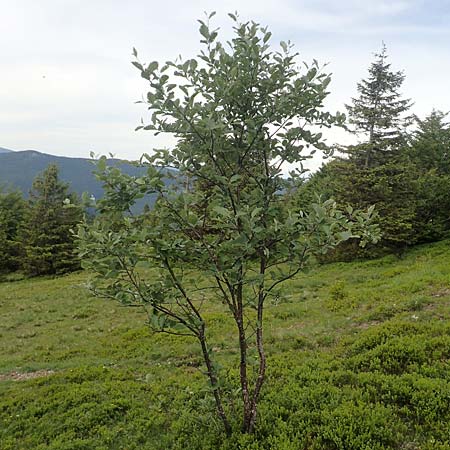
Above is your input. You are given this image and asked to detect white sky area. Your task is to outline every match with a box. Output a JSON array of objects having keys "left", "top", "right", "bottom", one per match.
[{"left": 1, "top": 0, "right": 449, "bottom": 172}]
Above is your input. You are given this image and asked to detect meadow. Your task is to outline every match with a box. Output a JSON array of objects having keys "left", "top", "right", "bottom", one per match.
[{"left": 1, "top": 240, "right": 449, "bottom": 449}]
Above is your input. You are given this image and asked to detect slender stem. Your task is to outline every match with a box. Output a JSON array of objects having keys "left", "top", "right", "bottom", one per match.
[
  {"left": 198, "top": 327, "right": 232, "bottom": 436},
  {"left": 246, "top": 255, "right": 267, "bottom": 433},
  {"left": 234, "top": 274, "right": 251, "bottom": 432}
]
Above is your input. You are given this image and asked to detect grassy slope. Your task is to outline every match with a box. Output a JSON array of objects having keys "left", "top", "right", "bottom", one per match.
[{"left": 0, "top": 240, "right": 449, "bottom": 449}]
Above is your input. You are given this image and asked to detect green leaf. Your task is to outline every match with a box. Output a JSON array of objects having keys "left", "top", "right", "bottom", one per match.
[
  {"left": 213, "top": 206, "right": 231, "bottom": 217},
  {"left": 147, "top": 61, "right": 159, "bottom": 73},
  {"left": 131, "top": 61, "right": 143, "bottom": 71},
  {"left": 263, "top": 32, "right": 272, "bottom": 43},
  {"left": 199, "top": 23, "right": 209, "bottom": 40},
  {"left": 338, "top": 231, "right": 353, "bottom": 241},
  {"left": 251, "top": 207, "right": 262, "bottom": 219}
]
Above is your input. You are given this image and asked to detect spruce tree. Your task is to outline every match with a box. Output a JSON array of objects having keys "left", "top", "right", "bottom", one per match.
[
  {"left": 409, "top": 110, "right": 450, "bottom": 173},
  {"left": 22, "top": 164, "right": 83, "bottom": 276},
  {"left": 0, "top": 189, "right": 26, "bottom": 273},
  {"left": 336, "top": 159, "right": 419, "bottom": 254},
  {"left": 329, "top": 45, "right": 417, "bottom": 255},
  {"left": 346, "top": 44, "right": 413, "bottom": 168},
  {"left": 409, "top": 111, "right": 450, "bottom": 241}
]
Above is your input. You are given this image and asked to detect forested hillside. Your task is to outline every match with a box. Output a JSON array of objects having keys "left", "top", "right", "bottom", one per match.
[{"left": 0, "top": 149, "right": 158, "bottom": 202}]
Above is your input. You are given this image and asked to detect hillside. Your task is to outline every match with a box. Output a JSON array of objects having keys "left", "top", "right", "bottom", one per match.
[
  {"left": 0, "top": 150, "right": 106, "bottom": 197},
  {"left": 0, "top": 240, "right": 449, "bottom": 449},
  {"left": 0, "top": 148, "right": 172, "bottom": 208}
]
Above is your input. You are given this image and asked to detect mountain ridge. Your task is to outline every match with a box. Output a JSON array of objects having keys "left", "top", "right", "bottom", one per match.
[{"left": 0, "top": 147, "right": 168, "bottom": 209}]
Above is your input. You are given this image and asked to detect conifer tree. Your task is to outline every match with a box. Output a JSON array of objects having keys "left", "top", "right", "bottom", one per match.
[
  {"left": 346, "top": 44, "right": 413, "bottom": 168},
  {"left": 328, "top": 45, "right": 416, "bottom": 254},
  {"left": 22, "top": 164, "right": 83, "bottom": 276},
  {"left": 409, "top": 111, "right": 450, "bottom": 241},
  {"left": 409, "top": 110, "right": 450, "bottom": 173},
  {"left": 334, "top": 159, "right": 419, "bottom": 255},
  {"left": 0, "top": 189, "right": 26, "bottom": 273}
]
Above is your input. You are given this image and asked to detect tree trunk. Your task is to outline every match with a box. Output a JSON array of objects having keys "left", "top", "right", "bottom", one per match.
[
  {"left": 235, "top": 280, "right": 252, "bottom": 432},
  {"left": 198, "top": 327, "right": 232, "bottom": 436},
  {"left": 247, "top": 317, "right": 266, "bottom": 432},
  {"left": 246, "top": 256, "right": 267, "bottom": 433}
]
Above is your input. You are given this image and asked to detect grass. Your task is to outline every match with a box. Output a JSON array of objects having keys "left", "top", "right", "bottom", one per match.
[{"left": 0, "top": 240, "right": 449, "bottom": 449}]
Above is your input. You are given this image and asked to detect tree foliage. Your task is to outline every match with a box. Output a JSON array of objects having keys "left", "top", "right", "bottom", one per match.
[
  {"left": 345, "top": 44, "right": 413, "bottom": 168},
  {"left": 334, "top": 158, "right": 419, "bottom": 255},
  {"left": 22, "top": 164, "right": 83, "bottom": 276},
  {"left": 409, "top": 110, "right": 450, "bottom": 174},
  {"left": 0, "top": 189, "right": 26, "bottom": 273},
  {"left": 272, "top": 42, "right": 450, "bottom": 259},
  {"left": 408, "top": 111, "right": 450, "bottom": 242},
  {"left": 77, "top": 14, "right": 378, "bottom": 435},
  {"left": 315, "top": 45, "right": 417, "bottom": 255}
]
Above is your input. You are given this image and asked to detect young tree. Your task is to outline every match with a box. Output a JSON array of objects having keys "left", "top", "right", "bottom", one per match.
[
  {"left": 0, "top": 189, "right": 26, "bottom": 273},
  {"left": 22, "top": 164, "right": 83, "bottom": 276},
  {"left": 77, "top": 14, "right": 378, "bottom": 435},
  {"left": 346, "top": 44, "right": 413, "bottom": 168}
]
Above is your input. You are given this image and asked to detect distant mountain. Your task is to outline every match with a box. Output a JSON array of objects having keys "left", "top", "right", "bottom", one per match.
[{"left": 0, "top": 148, "right": 174, "bottom": 210}]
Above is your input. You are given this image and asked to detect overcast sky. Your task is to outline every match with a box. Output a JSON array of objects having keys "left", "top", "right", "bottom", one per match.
[{"left": 1, "top": 0, "right": 449, "bottom": 169}]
